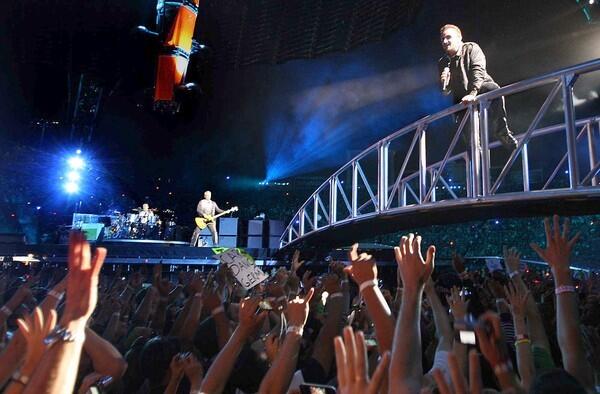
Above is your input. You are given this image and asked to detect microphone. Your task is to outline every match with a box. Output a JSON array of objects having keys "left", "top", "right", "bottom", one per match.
[{"left": 442, "top": 58, "right": 451, "bottom": 91}]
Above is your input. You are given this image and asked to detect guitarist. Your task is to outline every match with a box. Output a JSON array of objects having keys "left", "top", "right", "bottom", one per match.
[{"left": 191, "top": 190, "right": 225, "bottom": 246}]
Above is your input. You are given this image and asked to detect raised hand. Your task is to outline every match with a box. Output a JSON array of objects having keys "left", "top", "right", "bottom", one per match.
[
  {"left": 17, "top": 307, "right": 57, "bottom": 370},
  {"left": 474, "top": 312, "right": 510, "bottom": 369},
  {"left": 505, "top": 280, "right": 529, "bottom": 318},
  {"left": 238, "top": 296, "right": 267, "bottom": 334},
  {"left": 286, "top": 288, "right": 315, "bottom": 328},
  {"left": 345, "top": 243, "right": 378, "bottom": 285},
  {"left": 432, "top": 350, "right": 482, "bottom": 394},
  {"left": 334, "top": 326, "right": 390, "bottom": 394},
  {"left": 291, "top": 250, "right": 305, "bottom": 274},
  {"left": 182, "top": 353, "right": 204, "bottom": 388},
  {"left": 446, "top": 286, "right": 469, "bottom": 321},
  {"left": 451, "top": 251, "right": 466, "bottom": 275},
  {"left": 530, "top": 215, "right": 580, "bottom": 276},
  {"left": 63, "top": 231, "right": 107, "bottom": 324},
  {"left": 189, "top": 272, "right": 205, "bottom": 295},
  {"left": 394, "top": 234, "right": 435, "bottom": 292},
  {"left": 503, "top": 246, "right": 521, "bottom": 275}
]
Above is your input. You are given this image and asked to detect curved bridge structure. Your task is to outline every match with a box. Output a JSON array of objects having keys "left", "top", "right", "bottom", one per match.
[{"left": 280, "top": 59, "right": 600, "bottom": 249}]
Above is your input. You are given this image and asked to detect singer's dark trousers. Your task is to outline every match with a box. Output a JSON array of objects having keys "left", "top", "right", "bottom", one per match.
[{"left": 455, "top": 81, "right": 510, "bottom": 147}]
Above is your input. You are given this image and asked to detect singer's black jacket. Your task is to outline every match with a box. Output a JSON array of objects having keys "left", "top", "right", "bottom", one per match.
[{"left": 438, "top": 42, "right": 495, "bottom": 101}]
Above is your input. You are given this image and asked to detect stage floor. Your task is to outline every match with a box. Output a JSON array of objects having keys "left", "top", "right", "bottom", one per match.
[{"left": 0, "top": 239, "right": 282, "bottom": 266}]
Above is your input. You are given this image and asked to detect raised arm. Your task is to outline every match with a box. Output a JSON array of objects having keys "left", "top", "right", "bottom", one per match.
[
  {"left": 530, "top": 215, "right": 595, "bottom": 390},
  {"left": 200, "top": 296, "right": 266, "bottom": 394},
  {"left": 24, "top": 231, "right": 106, "bottom": 394},
  {"left": 390, "top": 234, "right": 435, "bottom": 394},
  {"left": 309, "top": 268, "right": 347, "bottom": 375},
  {"left": 505, "top": 281, "right": 535, "bottom": 391},
  {"left": 83, "top": 327, "right": 127, "bottom": 379},
  {"left": 345, "top": 244, "right": 395, "bottom": 353},
  {"left": 424, "top": 278, "right": 453, "bottom": 351},
  {"left": 259, "top": 288, "right": 314, "bottom": 394},
  {"left": 504, "top": 247, "right": 552, "bottom": 351}
]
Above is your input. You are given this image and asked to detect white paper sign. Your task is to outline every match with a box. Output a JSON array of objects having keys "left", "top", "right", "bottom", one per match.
[
  {"left": 485, "top": 258, "right": 504, "bottom": 272},
  {"left": 217, "top": 249, "right": 268, "bottom": 290}
]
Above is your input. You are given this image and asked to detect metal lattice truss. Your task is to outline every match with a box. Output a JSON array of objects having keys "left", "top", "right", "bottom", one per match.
[{"left": 281, "top": 59, "right": 600, "bottom": 247}]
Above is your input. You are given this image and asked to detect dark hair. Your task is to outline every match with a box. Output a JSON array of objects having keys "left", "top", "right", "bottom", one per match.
[
  {"left": 529, "top": 369, "right": 587, "bottom": 394},
  {"left": 139, "top": 336, "right": 181, "bottom": 390}
]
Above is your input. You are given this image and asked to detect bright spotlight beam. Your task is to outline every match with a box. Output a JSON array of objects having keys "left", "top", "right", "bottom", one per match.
[
  {"left": 64, "top": 182, "right": 79, "bottom": 194},
  {"left": 68, "top": 156, "right": 85, "bottom": 170},
  {"left": 67, "top": 171, "right": 81, "bottom": 181}
]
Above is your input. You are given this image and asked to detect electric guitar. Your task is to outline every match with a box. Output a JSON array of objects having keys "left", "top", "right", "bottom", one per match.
[{"left": 195, "top": 206, "right": 238, "bottom": 230}]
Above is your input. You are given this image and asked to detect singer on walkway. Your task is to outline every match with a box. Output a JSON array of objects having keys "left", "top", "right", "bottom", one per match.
[{"left": 438, "top": 24, "right": 518, "bottom": 150}]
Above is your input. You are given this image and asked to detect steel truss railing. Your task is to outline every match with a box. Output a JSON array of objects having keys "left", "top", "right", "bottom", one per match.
[{"left": 281, "top": 59, "right": 600, "bottom": 248}]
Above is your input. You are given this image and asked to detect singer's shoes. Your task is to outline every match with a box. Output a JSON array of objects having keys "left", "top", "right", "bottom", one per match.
[{"left": 495, "top": 127, "right": 518, "bottom": 151}]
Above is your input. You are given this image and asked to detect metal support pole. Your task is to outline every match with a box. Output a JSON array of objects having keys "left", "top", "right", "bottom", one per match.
[
  {"left": 430, "top": 170, "right": 437, "bottom": 202},
  {"left": 479, "top": 100, "right": 491, "bottom": 196},
  {"left": 469, "top": 107, "right": 481, "bottom": 197},
  {"left": 562, "top": 74, "right": 579, "bottom": 189},
  {"left": 418, "top": 126, "right": 427, "bottom": 203},
  {"left": 351, "top": 161, "right": 358, "bottom": 217},
  {"left": 378, "top": 142, "right": 389, "bottom": 212},
  {"left": 400, "top": 183, "right": 407, "bottom": 206},
  {"left": 587, "top": 123, "right": 598, "bottom": 186},
  {"left": 330, "top": 178, "right": 337, "bottom": 224},
  {"left": 313, "top": 195, "right": 318, "bottom": 230},
  {"left": 299, "top": 208, "right": 305, "bottom": 236},
  {"left": 522, "top": 143, "right": 530, "bottom": 192}
]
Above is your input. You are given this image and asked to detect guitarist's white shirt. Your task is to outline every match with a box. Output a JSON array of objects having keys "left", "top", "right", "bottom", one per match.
[{"left": 197, "top": 198, "right": 224, "bottom": 217}]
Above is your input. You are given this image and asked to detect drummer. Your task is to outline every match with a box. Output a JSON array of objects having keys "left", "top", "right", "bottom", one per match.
[{"left": 138, "top": 203, "right": 156, "bottom": 225}]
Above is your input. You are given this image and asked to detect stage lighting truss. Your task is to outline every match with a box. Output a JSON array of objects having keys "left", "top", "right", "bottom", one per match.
[{"left": 153, "top": 0, "right": 200, "bottom": 112}]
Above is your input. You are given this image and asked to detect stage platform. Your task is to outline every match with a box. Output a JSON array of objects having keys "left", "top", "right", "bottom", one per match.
[{"left": 0, "top": 239, "right": 284, "bottom": 266}]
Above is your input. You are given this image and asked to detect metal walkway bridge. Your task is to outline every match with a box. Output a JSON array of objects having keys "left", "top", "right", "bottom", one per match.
[{"left": 280, "top": 59, "right": 600, "bottom": 249}]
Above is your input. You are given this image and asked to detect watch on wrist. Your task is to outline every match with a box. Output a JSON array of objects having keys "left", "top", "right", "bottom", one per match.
[{"left": 44, "top": 325, "right": 85, "bottom": 347}]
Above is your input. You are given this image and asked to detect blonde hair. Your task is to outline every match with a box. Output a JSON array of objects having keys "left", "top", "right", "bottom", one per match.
[{"left": 440, "top": 24, "right": 462, "bottom": 39}]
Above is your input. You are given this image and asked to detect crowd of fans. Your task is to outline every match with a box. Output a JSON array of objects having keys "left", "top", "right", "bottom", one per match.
[{"left": 0, "top": 215, "right": 599, "bottom": 393}]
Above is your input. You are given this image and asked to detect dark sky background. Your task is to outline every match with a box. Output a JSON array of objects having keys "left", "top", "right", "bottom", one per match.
[{"left": 0, "top": 0, "right": 599, "bottom": 214}]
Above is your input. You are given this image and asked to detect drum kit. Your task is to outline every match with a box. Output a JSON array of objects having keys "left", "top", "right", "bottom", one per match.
[{"left": 106, "top": 207, "right": 177, "bottom": 240}]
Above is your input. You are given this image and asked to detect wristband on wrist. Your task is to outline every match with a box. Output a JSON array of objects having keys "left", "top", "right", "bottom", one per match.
[
  {"left": 509, "top": 271, "right": 520, "bottom": 279},
  {"left": 328, "top": 292, "right": 343, "bottom": 299},
  {"left": 515, "top": 334, "right": 529, "bottom": 341},
  {"left": 555, "top": 285, "right": 575, "bottom": 295},
  {"left": 11, "top": 371, "right": 29, "bottom": 385},
  {"left": 515, "top": 338, "right": 531, "bottom": 346},
  {"left": 359, "top": 280, "right": 377, "bottom": 293},
  {"left": 48, "top": 289, "right": 64, "bottom": 300},
  {"left": 0, "top": 305, "right": 12, "bottom": 317},
  {"left": 340, "top": 280, "right": 349, "bottom": 285},
  {"left": 211, "top": 305, "right": 225, "bottom": 316},
  {"left": 276, "top": 295, "right": 287, "bottom": 303},
  {"left": 286, "top": 325, "right": 304, "bottom": 336},
  {"left": 493, "top": 362, "right": 513, "bottom": 375}
]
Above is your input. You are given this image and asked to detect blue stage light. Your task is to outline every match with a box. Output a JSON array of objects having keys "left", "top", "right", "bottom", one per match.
[
  {"left": 68, "top": 156, "right": 85, "bottom": 170},
  {"left": 64, "top": 182, "right": 79, "bottom": 194},
  {"left": 67, "top": 171, "right": 81, "bottom": 182}
]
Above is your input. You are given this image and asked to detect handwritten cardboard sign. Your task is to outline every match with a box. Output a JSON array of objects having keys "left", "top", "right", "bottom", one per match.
[{"left": 217, "top": 249, "right": 268, "bottom": 290}]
